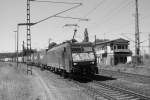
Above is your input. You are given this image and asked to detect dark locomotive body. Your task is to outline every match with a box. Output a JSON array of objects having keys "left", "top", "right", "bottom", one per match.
[{"left": 44, "top": 42, "right": 98, "bottom": 77}]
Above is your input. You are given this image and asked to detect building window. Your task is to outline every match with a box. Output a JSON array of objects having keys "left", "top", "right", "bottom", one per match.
[
  {"left": 118, "top": 45, "right": 121, "bottom": 49},
  {"left": 125, "top": 45, "right": 128, "bottom": 49},
  {"left": 122, "top": 45, "right": 124, "bottom": 49},
  {"left": 111, "top": 46, "right": 113, "bottom": 50},
  {"left": 114, "top": 45, "right": 116, "bottom": 50}
]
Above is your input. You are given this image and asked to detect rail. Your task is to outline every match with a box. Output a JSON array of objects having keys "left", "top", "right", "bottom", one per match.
[{"left": 94, "top": 81, "right": 150, "bottom": 100}]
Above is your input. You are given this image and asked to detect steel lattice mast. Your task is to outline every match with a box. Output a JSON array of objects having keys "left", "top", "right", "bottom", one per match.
[
  {"left": 135, "top": 0, "right": 140, "bottom": 64},
  {"left": 26, "top": 0, "right": 32, "bottom": 74}
]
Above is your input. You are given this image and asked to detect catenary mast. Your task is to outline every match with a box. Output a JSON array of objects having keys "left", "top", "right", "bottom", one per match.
[
  {"left": 135, "top": 0, "right": 140, "bottom": 64},
  {"left": 26, "top": 0, "right": 32, "bottom": 74}
]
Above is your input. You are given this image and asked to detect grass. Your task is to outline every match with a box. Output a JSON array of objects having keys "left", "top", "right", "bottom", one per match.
[{"left": 0, "top": 62, "right": 33, "bottom": 100}]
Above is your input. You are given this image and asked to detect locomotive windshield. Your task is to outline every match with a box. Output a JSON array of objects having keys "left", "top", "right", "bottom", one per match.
[{"left": 71, "top": 46, "right": 95, "bottom": 62}]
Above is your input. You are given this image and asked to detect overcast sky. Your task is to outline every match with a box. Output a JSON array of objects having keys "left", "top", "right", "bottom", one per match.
[{"left": 0, "top": 0, "right": 150, "bottom": 54}]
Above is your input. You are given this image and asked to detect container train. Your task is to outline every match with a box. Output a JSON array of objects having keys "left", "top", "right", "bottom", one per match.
[{"left": 2, "top": 41, "right": 99, "bottom": 78}]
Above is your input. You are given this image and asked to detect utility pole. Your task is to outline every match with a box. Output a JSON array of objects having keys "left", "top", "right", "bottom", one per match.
[
  {"left": 149, "top": 34, "right": 150, "bottom": 55},
  {"left": 26, "top": 0, "right": 32, "bottom": 75},
  {"left": 16, "top": 25, "right": 19, "bottom": 68},
  {"left": 95, "top": 35, "right": 96, "bottom": 46},
  {"left": 14, "top": 31, "right": 17, "bottom": 62},
  {"left": 135, "top": 0, "right": 140, "bottom": 64},
  {"left": 22, "top": 41, "right": 25, "bottom": 63}
]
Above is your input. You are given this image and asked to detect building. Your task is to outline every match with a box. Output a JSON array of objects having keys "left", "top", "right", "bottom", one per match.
[{"left": 95, "top": 38, "right": 132, "bottom": 65}]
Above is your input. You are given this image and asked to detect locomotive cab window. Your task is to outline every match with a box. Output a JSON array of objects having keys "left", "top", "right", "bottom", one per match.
[
  {"left": 83, "top": 47, "right": 93, "bottom": 52},
  {"left": 71, "top": 46, "right": 95, "bottom": 62},
  {"left": 71, "top": 47, "right": 82, "bottom": 53}
]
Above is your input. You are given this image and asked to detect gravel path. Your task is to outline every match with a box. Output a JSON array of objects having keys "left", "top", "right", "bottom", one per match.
[
  {"left": 33, "top": 70, "right": 62, "bottom": 100},
  {"left": 34, "top": 68, "right": 94, "bottom": 100}
]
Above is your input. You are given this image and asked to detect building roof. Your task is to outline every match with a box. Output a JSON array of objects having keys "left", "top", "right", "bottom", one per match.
[{"left": 96, "top": 38, "right": 129, "bottom": 45}]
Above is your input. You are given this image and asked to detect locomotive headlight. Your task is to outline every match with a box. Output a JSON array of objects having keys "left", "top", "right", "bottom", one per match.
[
  {"left": 73, "top": 63, "right": 77, "bottom": 65},
  {"left": 91, "top": 62, "right": 95, "bottom": 64}
]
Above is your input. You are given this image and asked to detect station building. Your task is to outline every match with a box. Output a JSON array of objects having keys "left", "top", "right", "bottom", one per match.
[{"left": 95, "top": 38, "right": 132, "bottom": 65}]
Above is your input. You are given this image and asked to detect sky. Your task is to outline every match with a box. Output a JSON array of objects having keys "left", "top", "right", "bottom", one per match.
[{"left": 0, "top": 0, "right": 150, "bottom": 54}]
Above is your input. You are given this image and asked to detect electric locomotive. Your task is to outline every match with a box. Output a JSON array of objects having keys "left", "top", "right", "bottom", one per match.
[{"left": 46, "top": 41, "right": 98, "bottom": 77}]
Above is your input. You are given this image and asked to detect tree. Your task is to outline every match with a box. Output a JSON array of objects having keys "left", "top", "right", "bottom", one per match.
[
  {"left": 83, "top": 28, "right": 89, "bottom": 42},
  {"left": 48, "top": 42, "right": 57, "bottom": 49},
  {"left": 22, "top": 48, "right": 37, "bottom": 56}
]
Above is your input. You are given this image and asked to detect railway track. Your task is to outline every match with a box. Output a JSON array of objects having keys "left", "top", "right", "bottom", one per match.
[
  {"left": 99, "top": 69, "right": 150, "bottom": 84},
  {"left": 69, "top": 74, "right": 150, "bottom": 100},
  {"left": 34, "top": 66, "right": 150, "bottom": 100},
  {"left": 73, "top": 80, "right": 150, "bottom": 100},
  {"left": 93, "top": 81, "right": 150, "bottom": 100},
  {"left": 100, "top": 69, "right": 150, "bottom": 78}
]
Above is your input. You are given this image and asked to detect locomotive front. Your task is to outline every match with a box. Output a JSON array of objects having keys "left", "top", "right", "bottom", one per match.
[{"left": 71, "top": 42, "right": 98, "bottom": 76}]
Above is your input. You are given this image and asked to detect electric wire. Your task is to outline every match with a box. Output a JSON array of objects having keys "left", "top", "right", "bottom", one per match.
[
  {"left": 83, "top": 0, "right": 107, "bottom": 18},
  {"left": 55, "top": 15, "right": 89, "bottom": 21},
  {"left": 101, "top": 0, "right": 129, "bottom": 21},
  {"left": 34, "top": 3, "right": 82, "bottom": 24},
  {"left": 97, "top": 0, "right": 132, "bottom": 28},
  {"left": 30, "top": 0, "right": 86, "bottom": 24},
  {"left": 107, "top": 1, "right": 134, "bottom": 33},
  {"left": 120, "top": 32, "right": 148, "bottom": 44},
  {"left": 141, "top": 13, "right": 150, "bottom": 21},
  {"left": 31, "top": 0, "right": 81, "bottom": 5}
]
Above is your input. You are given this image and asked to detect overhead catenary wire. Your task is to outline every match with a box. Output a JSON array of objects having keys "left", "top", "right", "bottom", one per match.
[
  {"left": 86, "top": 0, "right": 131, "bottom": 32},
  {"left": 34, "top": 3, "right": 82, "bottom": 24},
  {"left": 108, "top": 9, "right": 150, "bottom": 36},
  {"left": 83, "top": 0, "right": 107, "bottom": 18},
  {"left": 30, "top": 0, "right": 81, "bottom": 5},
  {"left": 120, "top": 33, "right": 148, "bottom": 44},
  {"left": 140, "top": 13, "right": 150, "bottom": 24},
  {"left": 142, "top": 13, "right": 150, "bottom": 19},
  {"left": 100, "top": 0, "right": 129, "bottom": 21},
  {"left": 97, "top": 0, "right": 132, "bottom": 28},
  {"left": 106, "top": 0, "right": 134, "bottom": 33},
  {"left": 55, "top": 15, "right": 89, "bottom": 21},
  {"left": 29, "top": 0, "right": 87, "bottom": 24},
  {"left": 130, "top": 45, "right": 149, "bottom": 47}
]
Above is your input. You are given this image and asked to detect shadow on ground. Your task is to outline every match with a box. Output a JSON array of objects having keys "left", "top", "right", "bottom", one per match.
[
  {"left": 93, "top": 75, "right": 116, "bottom": 81},
  {"left": 73, "top": 74, "right": 116, "bottom": 83}
]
